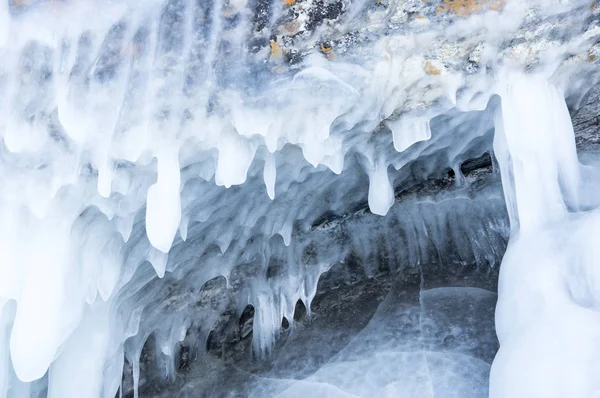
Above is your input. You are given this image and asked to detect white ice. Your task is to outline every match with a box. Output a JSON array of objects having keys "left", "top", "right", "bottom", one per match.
[
  {"left": 490, "top": 75, "right": 600, "bottom": 398},
  {"left": 0, "top": 0, "right": 596, "bottom": 396}
]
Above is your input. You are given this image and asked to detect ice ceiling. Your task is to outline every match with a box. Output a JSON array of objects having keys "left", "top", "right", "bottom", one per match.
[{"left": 0, "top": 0, "right": 599, "bottom": 397}]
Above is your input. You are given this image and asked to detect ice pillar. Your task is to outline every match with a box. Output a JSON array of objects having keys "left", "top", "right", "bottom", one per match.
[{"left": 490, "top": 74, "right": 600, "bottom": 398}]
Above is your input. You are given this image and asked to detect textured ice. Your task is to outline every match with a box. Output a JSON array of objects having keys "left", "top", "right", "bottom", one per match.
[
  {"left": 242, "top": 279, "right": 497, "bottom": 398},
  {"left": 388, "top": 118, "right": 432, "bottom": 153},
  {"left": 0, "top": 0, "right": 597, "bottom": 396},
  {"left": 490, "top": 76, "right": 600, "bottom": 398}
]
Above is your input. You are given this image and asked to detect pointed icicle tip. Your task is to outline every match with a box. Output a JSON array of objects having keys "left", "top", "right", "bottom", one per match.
[
  {"left": 264, "top": 154, "right": 276, "bottom": 200},
  {"left": 146, "top": 153, "right": 181, "bottom": 254}
]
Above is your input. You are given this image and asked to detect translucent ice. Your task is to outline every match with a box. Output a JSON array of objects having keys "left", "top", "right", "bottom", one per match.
[
  {"left": 0, "top": 0, "right": 596, "bottom": 396},
  {"left": 264, "top": 154, "right": 277, "bottom": 200},
  {"left": 259, "top": 282, "right": 496, "bottom": 398},
  {"left": 367, "top": 161, "right": 394, "bottom": 216}
]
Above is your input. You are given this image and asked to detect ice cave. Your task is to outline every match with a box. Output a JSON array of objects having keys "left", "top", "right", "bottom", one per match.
[{"left": 0, "top": 0, "right": 599, "bottom": 396}]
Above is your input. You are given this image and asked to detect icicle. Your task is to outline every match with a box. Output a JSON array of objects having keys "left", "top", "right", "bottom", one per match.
[
  {"left": 216, "top": 229, "right": 234, "bottom": 254},
  {"left": 178, "top": 215, "right": 189, "bottom": 242},
  {"left": 368, "top": 161, "right": 394, "bottom": 216},
  {"left": 263, "top": 153, "right": 276, "bottom": 200},
  {"left": 252, "top": 294, "right": 279, "bottom": 357},
  {"left": 146, "top": 150, "right": 182, "bottom": 253},
  {"left": 493, "top": 73, "right": 579, "bottom": 232},
  {"left": 115, "top": 215, "right": 135, "bottom": 243},
  {"left": 452, "top": 163, "right": 465, "bottom": 186},
  {"left": 278, "top": 216, "right": 294, "bottom": 247},
  {"left": 132, "top": 355, "right": 140, "bottom": 398},
  {"left": 125, "top": 307, "right": 144, "bottom": 340},
  {"left": 215, "top": 131, "right": 256, "bottom": 188},
  {"left": 387, "top": 117, "right": 432, "bottom": 153},
  {"left": 97, "top": 160, "right": 114, "bottom": 198},
  {"left": 147, "top": 248, "right": 168, "bottom": 279},
  {"left": 0, "top": 0, "right": 592, "bottom": 395}
]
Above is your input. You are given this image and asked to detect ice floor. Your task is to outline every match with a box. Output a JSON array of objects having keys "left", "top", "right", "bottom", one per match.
[{"left": 140, "top": 266, "right": 499, "bottom": 398}]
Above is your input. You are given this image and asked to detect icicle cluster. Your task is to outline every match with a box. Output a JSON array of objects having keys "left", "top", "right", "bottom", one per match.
[{"left": 0, "top": 0, "right": 597, "bottom": 396}]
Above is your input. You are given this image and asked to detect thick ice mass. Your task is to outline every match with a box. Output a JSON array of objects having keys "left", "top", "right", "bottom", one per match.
[
  {"left": 490, "top": 76, "right": 600, "bottom": 398},
  {"left": 0, "top": 0, "right": 598, "bottom": 396}
]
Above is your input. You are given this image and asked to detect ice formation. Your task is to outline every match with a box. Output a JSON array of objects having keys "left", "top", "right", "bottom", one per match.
[
  {"left": 490, "top": 75, "right": 600, "bottom": 397},
  {"left": 0, "top": 0, "right": 598, "bottom": 396}
]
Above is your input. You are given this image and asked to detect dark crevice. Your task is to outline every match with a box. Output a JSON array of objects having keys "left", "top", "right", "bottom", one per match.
[
  {"left": 293, "top": 300, "right": 307, "bottom": 322},
  {"left": 239, "top": 305, "right": 255, "bottom": 340}
]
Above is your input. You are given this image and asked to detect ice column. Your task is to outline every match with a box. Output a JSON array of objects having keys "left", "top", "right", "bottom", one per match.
[
  {"left": 492, "top": 74, "right": 580, "bottom": 233},
  {"left": 490, "top": 74, "right": 600, "bottom": 398}
]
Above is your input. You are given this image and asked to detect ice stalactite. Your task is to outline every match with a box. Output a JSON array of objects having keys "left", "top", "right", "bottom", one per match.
[
  {"left": 367, "top": 161, "right": 394, "bottom": 216},
  {"left": 146, "top": 150, "right": 182, "bottom": 255},
  {"left": 0, "top": 0, "right": 597, "bottom": 395},
  {"left": 388, "top": 117, "right": 432, "bottom": 154},
  {"left": 491, "top": 74, "right": 600, "bottom": 398}
]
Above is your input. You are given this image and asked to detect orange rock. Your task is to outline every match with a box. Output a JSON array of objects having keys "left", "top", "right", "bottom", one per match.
[
  {"left": 320, "top": 45, "right": 334, "bottom": 59},
  {"left": 424, "top": 60, "right": 441, "bottom": 75},
  {"left": 270, "top": 41, "right": 283, "bottom": 59},
  {"left": 437, "top": 0, "right": 505, "bottom": 16}
]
